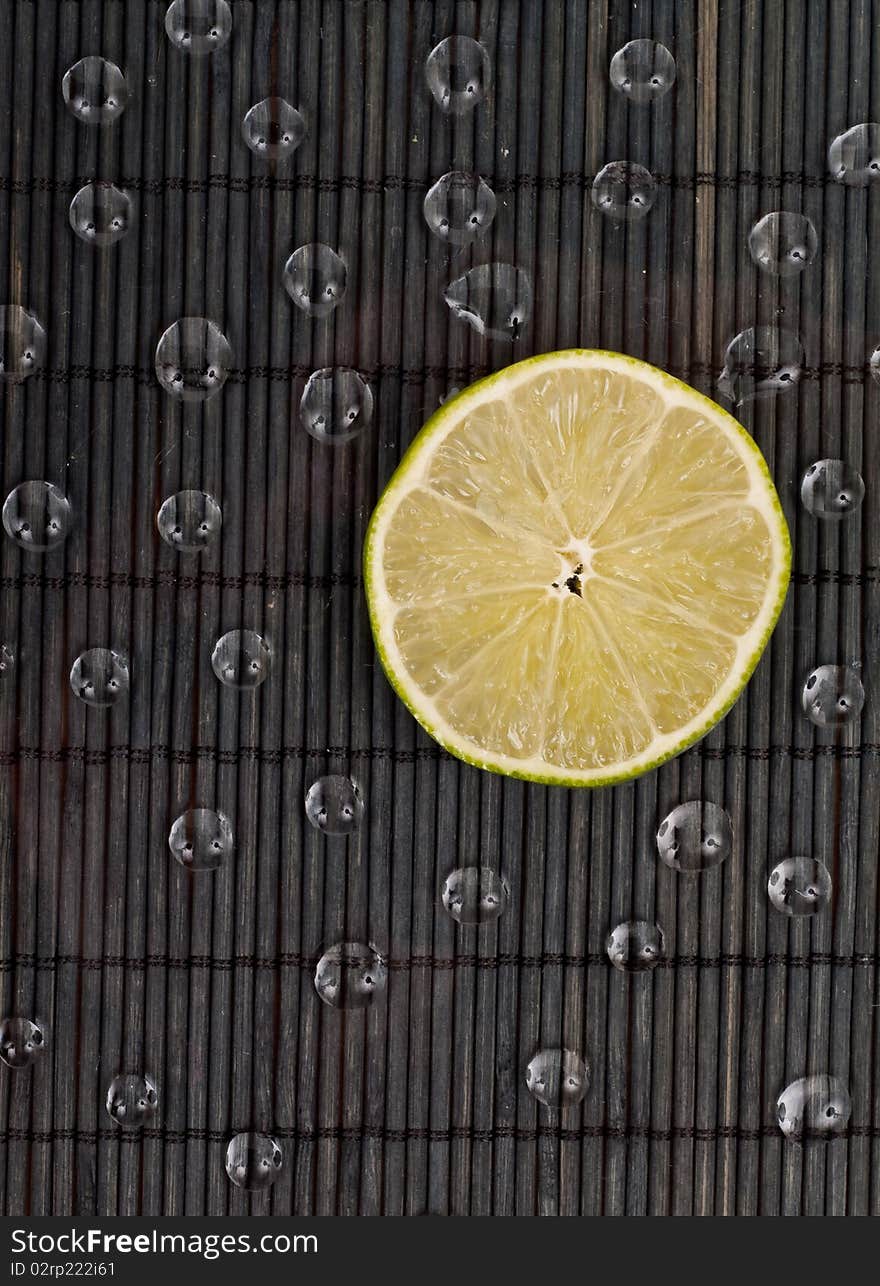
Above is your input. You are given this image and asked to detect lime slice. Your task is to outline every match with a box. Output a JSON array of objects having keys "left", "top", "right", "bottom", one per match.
[{"left": 364, "top": 351, "right": 791, "bottom": 787}]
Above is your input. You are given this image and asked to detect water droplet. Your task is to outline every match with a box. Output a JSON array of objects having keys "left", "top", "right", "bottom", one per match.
[
  {"left": 0, "top": 1017, "right": 45, "bottom": 1070},
  {"left": 168, "top": 808, "right": 233, "bottom": 871},
  {"left": 525, "top": 1048, "right": 589, "bottom": 1109},
  {"left": 748, "top": 211, "right": 818, "bottom": 276},
  {"left": 156, "top": 489, "right": 221, "bottom": 553},
  {"left": 768, "top": 857, "right": 832, "bottom": 917},
  {"left": 656, "top": 801, "right": 732, "bottom": 873},
  {"left": 106, "top": 1073, "right": 159, "bottom": 1127},
  {"left": 242, "top": 97, "right": 305, "bottom": 160},
  {"left": 211, "top": 629, "right": 270, "bottom": 689},
  {"left": 283, "top": 244, "right": 347, "bottom": 318},
  {"left": 443, "top": 263, "right": 532, "bottom": 341},
  {"left": 69, "top": 648, "right": 129, "bottom": 708},
  {"left": 425, "top": 35, "right": 491, "bottom": 114},
  {"left": 300, "top": 367, "right": 373, "bottom": 444},
  {"left": 165, "top": 0, "right": 233, "bottom": 54},
  {"left": 800, "top": 459, "right": 865, "bottom": 519},
  {"left": 716, "top": 326, "right": 803, "bottom": 406},
  {"left": 155, "top": 317, "right": 232, "bottom": 402},
  {"left": 0, "top": 644, "right": 14, "bottom": 680},
  {"left": 776, "top": 1075, "right": 851, "bottom": 1140},
  {"left": 0, "top": 306, "right": 46, "bottom": 383},
  {"left": 423, "top": 171, "right": 497, "bottom": 245},
  {"left": 62, "top": 56, "right": 128, "bottom": 124},
  {"left": 828, "top": 123, "right": 880, "bottom": 186},
  {"left": 606, "top": 919, "right": 665, "bottom": 972},
  {"left": 69, "top": 182, "right": 132, "bottom": 247},
  {"left": 801, "top": 664, "right": 864, "bottom": 727},
  {"left": 609, "top": 39, "right": 676, "bottom": 104},
  {"left": 2, "top": 481, "right": 71, "bottom": 552},
  {"left": 314, "top": 942, "right": 387, "bottom": 1010},
  {"left": 225, "top": 1132, "right": 283, "bottom": 1190},
  {"left": 591, "top": 161, "right": 657, "bottom": 221},
  {"left": 304, "top": 775, "right": 364, "bottom": 836},
  {"left": 441, "top": 866, "right": 509, "bottom": 925}
]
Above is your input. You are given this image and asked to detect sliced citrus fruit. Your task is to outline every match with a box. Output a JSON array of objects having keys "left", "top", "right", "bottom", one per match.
[{"left": 364, "top": 351, "right": 791, "bottom": 787}]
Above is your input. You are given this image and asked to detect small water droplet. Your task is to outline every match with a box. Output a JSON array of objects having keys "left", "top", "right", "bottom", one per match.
[
  {"left": 800, "top": 459, "right": 864, "bottom": 519},
  {"left": 62, "top": 56, "right": 128, "bottom": 124},
  {"left": 242, "top": 97, "right": 305, "bottom": 160},
  {"left": 165, "top": 0, "right": 233, "bottom": 54},
  {"left": 748, "top": 211, "right": 818, "bottom": 276},
  {"left": 0, "top": 644, "right": 14, "bottom": 679},
  {"left": 225, "top": 1132, "right": 283, "bottom": 1190},
  {"left": 69, "top": 648, "right": 129, "bottom": 708},
  {"left": 168, "top": 808, "right": 233, "bottom": 871},
  {"left": 0, "top": 306, "right": 46, "bottom": 383},
  {"left": 314, "top": 942, "right": 387, "bottom": 1010},
  {"left": 776, "top": 1075, "right": 851, "bottom": 1140},
  {"left": 156, "top": 490, "right": 221, "bottom": 552},
  {"left": 283, "top": 244, "right": 347, "bottom": 318},
  {"left": 423, "top": 171, "right": 497, "bottom": 244},
  {"left": 609, "top": 40, "right": 676, "bottom": 103},
  {"left": 525, "top": 1048, "right": 589, "bottom": 1108},
  {"left": 444, "top": 263, "right": 532, "bottom": 341},
  {"left": 304, "top": 775, "right": 364, "bottom": 836},
  {"left": 106, "top": 1073, "right": 159, "bottom": 1127},
  {"left": 801, "top": 664, "right": 864, "bottom": 727},
  {"left": 606, "top": 919, "right": 665, "bottom": 972},
  {"left": 155, "top": 317, "right": 232, "bottom": 402},
  {"left": 656, "top": 801, "right": 732, "bottom": 873},
  {"left": 425, "top": 35, "right": 491, "bottom": 114},
  {"left": 441, "top": 866, "right": 509, "bottom": 925},
  {"left": 69, "top": 182, "right": 132, "bottom": 247},
  {"left": 716, "top": 326, "right": 803, "bottom": 406},
  {"left": 0, "top": 1017, "right": 45, "bottom": 1070},
  {"left": 2, "top": 481, "right": 71, "bottom": 552},
  {"left": 591, "top": 161, "right": 656, "bottom": 221},
  {"left": 768, "top": 857, "right": 832, "bottom": 917},
  {"left": 211, "top": 629, "right": 270, "bottom": 690},
  {"left": 828, "top": 123, "right": 880, "bottom": 186},
  {"left": 300, "top": 367, "right": 373, "bottom": 444}
]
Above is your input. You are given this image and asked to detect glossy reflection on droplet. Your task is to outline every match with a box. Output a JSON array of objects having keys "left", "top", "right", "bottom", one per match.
[
  {"left": 283, "top": 244, "right": 347, "bottom": 318},
  {"left": 242, "top": 97, "right": 305, "bottom": 160},
  {"left": 801, "top": 664, "right": 865, "bottom": 727},
  {"left": 800, "top": 459, "right": 864, "bottom": 520},
  {"left": 0, "top": 1017, "right": 45, "bottom": 1070},
  {"left": 155, "top": 317, "right": 232, "bottom": 402},
  {"left": 106, "top": 1073, "right": 159, "bottom": 1127},
  {"left": 168, "top": 808, "right": 233, "bottom": 871},
  {"left": 165, "top": 0, "right": 233, "bottom": 54},
  {"left": 656, "top": 801, "right": 732, "bottom": 873},
  {"left": 828, "top": 123, "right": 880, "bottom": 186},
  {"left": 304, "top": 775, "right": 364, "bottom": 836},
  {"left": 0, "top": 306, "right": 46, "bottom": 383},
  {"left": 748, "top": 212, "right": 818, "bottom": 277},
  {"left": 526, "top": 1048, "right": 589, "bottom": 1109},
  {"left": 0, "top": 644, "right": 14, "bottom": 681},
  {"left": 69, "top": 182, "right": 132, "bottom": 247},
  {"left": 425, "top": 35, "right": 491, "bottom": 114},
  {"left": 609, "top": 39, "right": 676, "bottom": 104},
  {"left": 776, "top": 1075, "right": 851, "bottom": 1140},
  {"left": 2, "top": 481, "right": 71, "bottom": 552},
  {"left": 225, "top": 1132, "right": 283, "bottom": 1190},
  {"left": 157, "top": 490, "right": 221, "bottom": 553},
  {"left": 591, "top": 160, "right": 657, "bottom": 221},
  {"left": 211, "top": 629, "right": 270, "bottom": 690},
  {"left": 314, "top": 942, "right": 387, "bottom": 1010},
  {"left": 441, "top": 866, "right": 509, "bottom": 926},
  {"left": 62, "top": 56, "right": 128, "bottom": 124},
  {"left": 69, "top": 648, "right": 129, "bottom": 708},
  {"left": 716, "top": 326, "right": 803, "bottom": 406},
  {"left": 444, "top": 263, "right": 532, "bottom": 342},
  {"left": 300, "top": 367, "right": 373, "bottom": 444},
  {"left": 768, "top": 857, "right": 832, "bottom": 917},
  {"left": 423, "top": 171, "right": 497, "bottom": 245},
  {"left": 606, "top": 919, "right": 665, "bottom": 972}
]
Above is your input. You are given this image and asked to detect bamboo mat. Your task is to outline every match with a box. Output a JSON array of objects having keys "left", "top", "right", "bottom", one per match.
[{"left": 0, "top": 0, "right": 877, "bottom": 1216}]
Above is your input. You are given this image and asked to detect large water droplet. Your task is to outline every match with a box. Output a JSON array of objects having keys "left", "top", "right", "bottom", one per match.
[
  {"left": 609, "top": 39, "right": 676, "bottom": 103},
  {"left": 526, "top": 1048, "right": 589, "bottom": 1109},
  {"left": 211, "top": 629, "right": 270, "bottom": 689},
  {"left": 441, "top": 866, "right": 509, "bottom": 925},
  {"left": 106, "top": 1073, "right": 159, "bottom": 1127},
  {"left": 0, "top": 1017, "right": 45, "bottom": 1070},
  {"left": 304, "top": 775, "right": 364, "bottom": 836},
  {"left": 606, "top": 919, "right": 665, "bottom": 972},
  {"left": 800, "top": 459, "right": 864, "bottom": 519},
  {"left": 314, "top": 942, "right": 387, "bottom": 1010},
  {"left": 801, "top": 664, "right": 864, "bottom": 727},
  {"left": 748, "top": 211, "right": 818, "bottom": 276},
  {"left": 768, "top": 857, "right": 832, "bottom": 917},
  {"left": 716, "top": 326, "right": 803, "bottom": 406},
  {"left": 300, "top": 367, "right": 373, "bottom": 444},
  {"left": 69, "top": 648, "right": 129, "bottom": 708},
  {"left": 242, "top": 97, "right": 305, "bottom": 160},
  {"left": 423, "top": 171, "right": 497, "bottom": 245},
  {"left": 0, "top": 306, "right": 46, "bottom": 383},
  {"left": 656, "top": 801, "right": 732, "bottom": 873},
  {"left": 283, "top": 244, "right": 347, "bottom": 318},
  {"left": 425, "top": 35, "right": 491, "bottom": 114},
  {"left": 591, "top": 161, "right": 656, "bottom": 220},
  {"left": 776, "top": 1075, "right": 851, "bottom": 1140},
  {"left": 168, "top": 808, "right": 233, "bottom": 871},
  {"left": 828, "top": 123, "right": 880, "bottom": 186},
  {"left": 62, "top": 56, "right": 128, "bottom": 124},
  {"left": 69, "top": 182, "right": 132, "bottom": 247},
  {"left": 0, "top": 644, "right": 14, "bottom": 681},
  {"left": 225, "top": 1132, "right": 283, "bottom": 1190},
  {"left": 155, "top": 317, "right": 232, "bottom": 402},
  {"left": 444, "top": 263, "right": 532, "bottom": 341},
  {"left": 157, "top": 490, "right": 221, "bottom": 553},
  {"left": 165, "top": 0, "right": 233, "bottom": 54},
  {"left": 2, "top": 481, "right": 71, "bottom": 552}
]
